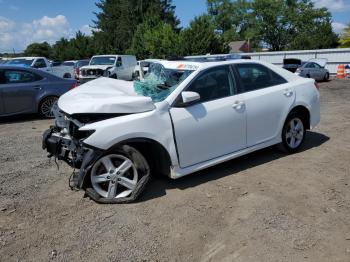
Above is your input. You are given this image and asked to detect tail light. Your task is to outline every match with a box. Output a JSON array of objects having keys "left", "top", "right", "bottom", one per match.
[
  {"left": 75, "top": 68, "right": 80, "bottom": 79},
  {"left": 70, "top": 82, "right": 77, "bottom": 90},
  {"left": 314, "top": 81, "right": 320, "bottom": 90}
]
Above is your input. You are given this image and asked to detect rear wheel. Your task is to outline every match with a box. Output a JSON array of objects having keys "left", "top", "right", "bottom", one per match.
[
  {"left": 280, "top": 113, "right": 306, "bottom": 153},
  {"left": 86, "top": 145, "right": 150, "bottom": 203},
  {"left": 39, "top": 96, "right": 58, "bottom": 118},
  {"left": 323, "top": 72, "right": 329, "bottom": 82}
]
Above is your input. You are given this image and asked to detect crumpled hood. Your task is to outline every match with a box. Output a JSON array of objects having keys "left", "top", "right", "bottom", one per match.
[
  {"left": 80, "top": 65, "right": 113, "bottom": 70},
  {"left": 58, "top": 77, "right": 155, "bottom": 115}
]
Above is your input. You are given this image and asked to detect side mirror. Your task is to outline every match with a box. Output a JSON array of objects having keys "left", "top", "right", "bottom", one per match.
[{"left": 181, "top": 91, "right": 200, "bottom": 106}]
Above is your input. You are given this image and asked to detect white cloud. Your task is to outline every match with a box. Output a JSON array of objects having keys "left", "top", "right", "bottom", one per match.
[
  {"left": 79, "top": 24, "right": 93, "bottom": 36},
  {"left": 332, "top": 22, "right": 347, "bottom": 34},
  {"left": 0, "top": 15, "right": 82, "bottom": 53},
  {"left": 313, "top": 0, "right": 350, "bottom": 12}
]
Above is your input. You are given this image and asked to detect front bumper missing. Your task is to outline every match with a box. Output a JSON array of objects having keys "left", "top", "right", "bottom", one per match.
[{"left": 42, "top": 127, "right": 102, "bottom": 189}]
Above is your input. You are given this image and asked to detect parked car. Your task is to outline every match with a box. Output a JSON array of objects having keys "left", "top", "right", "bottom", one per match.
[
  {"left": 42, "top": 59, "right": 320, "bottom": 203},
  {"left": 79, "top": 55, "right": 137, "bottom": 83},
  {"left": 6, "top": 57, "right": 74, "bottom": 79},
  {"left": 73, "top": 59, "right": 90, "bottom": 82},
  {"left": 132, "top": 59, "right": 162, "bottom": 81},
  {"left": 295, "top": 59, "right": 329, "bottom": 81},
  {"left": 0, "top": 66, "right": 76, "bottom": 118},
  {"left": 51, "top": 61, "right": 63, "bottom": 67}
]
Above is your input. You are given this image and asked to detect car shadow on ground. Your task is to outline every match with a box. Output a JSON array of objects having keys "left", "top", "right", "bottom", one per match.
[
  {"left": 138, "top": 131, "right": 330, "bottom": 203},
  {"left": 0, "top": 114, "right": 44, "bottom": 124}
]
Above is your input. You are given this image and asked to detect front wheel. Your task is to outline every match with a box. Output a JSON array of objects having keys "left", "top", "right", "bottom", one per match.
[
  {"left": 86, "top": 145, "right": 150, "bottom": 204},
  {"left": 280, "top": 113, "right": 306, "bottom": 153},
  {"left": 39, "top": 96, "right": 58, "bottom": 118}
]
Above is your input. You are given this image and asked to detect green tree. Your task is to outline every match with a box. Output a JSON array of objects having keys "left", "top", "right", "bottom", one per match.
[
  {"left": 69, "top": 31, "right": 95, "bottom": 59},
  {"left": 207, "top": 0, "right": 251, "bottom": 42},
  {"left": 339, "top": 23, "right": 350, "bottom": 47},
  {"left": 207, "top": 0, "right": 339, "bottom": 51},
  {"left": 181, "top": 15, "right": 228, "bottom": 55},
  {"left": 51, "top": 38, "right": 72, "bottom": 61},
  {"left": 93, "top": 0, "right": 179, "bottom": 54},
  {"left": 24, "top": 42, "right": 52, "bottom": 57},
  {"left": 129, "top": 20, "right": 181, "bottom": 59},
  {"left": 250, "top": 0, "right": 338, "bottom": 50}
]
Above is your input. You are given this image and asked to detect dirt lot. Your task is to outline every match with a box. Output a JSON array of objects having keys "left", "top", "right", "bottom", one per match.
[{"left": 0, "top": 79, "right": 350, "bottom": 262}]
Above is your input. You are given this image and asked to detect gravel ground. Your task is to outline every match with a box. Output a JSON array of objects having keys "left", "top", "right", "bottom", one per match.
[{"left": 0, "top": 79, "right": 350, "bottom": 262}]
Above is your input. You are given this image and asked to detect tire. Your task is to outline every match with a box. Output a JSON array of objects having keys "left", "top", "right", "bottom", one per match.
[
  {"left": 306, "top": 74, "right": 311, "bottom": 78},
  {"left": 323, "top": 72, "right": 329, "bottom": 82},
  {"left": 110, "top": 74, "right": 117, "bottom": 79},
  {"left": 279, "top": 112, "right": 306, "bottom": 153},
  {"left": 85, "top": 145, "right": 150, "bottom": 204},
  {"left": 39, "top": 96, "right": 58, "bottom": 118}
]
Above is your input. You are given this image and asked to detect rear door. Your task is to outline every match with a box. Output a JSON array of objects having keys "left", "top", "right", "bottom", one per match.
[
  {"left": 170, "top": 65, "right": 247, "bottom": 168},
  {"left": 233, "top": 63, "right": 295, "bottom": 146},
  {"left": 2, "top": 69, "right": 42, "bottom": 114}
]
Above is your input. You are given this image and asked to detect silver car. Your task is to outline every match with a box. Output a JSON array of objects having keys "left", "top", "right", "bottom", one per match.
[
  {"left": 0, "top": 66, "right": 77, "bottom": 118},
  {"left": 295, "top": 58, "right": 329, "bottom": 81}
]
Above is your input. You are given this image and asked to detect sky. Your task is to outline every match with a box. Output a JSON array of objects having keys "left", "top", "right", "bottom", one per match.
[{"left": 0, "top": 0, "right": 349, "bottom": 53}]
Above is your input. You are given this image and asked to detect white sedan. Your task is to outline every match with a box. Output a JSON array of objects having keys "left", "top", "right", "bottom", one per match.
[{"left": 42, "top": 59, "right": 320, "bottom": 203}]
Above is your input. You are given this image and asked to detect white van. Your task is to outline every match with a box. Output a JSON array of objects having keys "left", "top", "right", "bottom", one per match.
[{"left": 79, "top": 55, "right": 137, "bottom": 83}]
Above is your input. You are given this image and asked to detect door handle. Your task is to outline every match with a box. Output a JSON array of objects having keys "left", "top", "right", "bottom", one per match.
[
  {"left": 283, "top": 89, "right": 293, "bottom": 97},
  {"left": 232, "top": 101, "right": 245, "bottom": 110},
  {"left": 33, "top": 85, "right": 41, "bottom": 90}
]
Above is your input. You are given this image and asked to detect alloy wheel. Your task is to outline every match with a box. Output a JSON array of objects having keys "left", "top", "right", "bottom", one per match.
[
  {"left": 40, "top": 97, "right": 58, "bottom": 118},
  {"left": 285, "top": 118, "right": 304, "bottom": 149},
  {"left": 90, "top": 154, "right": 138, "bottom": 199}
]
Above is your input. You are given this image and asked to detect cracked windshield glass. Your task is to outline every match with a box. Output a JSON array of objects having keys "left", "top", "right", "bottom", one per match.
[{"left": 134, "top": 63, "right": 194, "bottom": 102}]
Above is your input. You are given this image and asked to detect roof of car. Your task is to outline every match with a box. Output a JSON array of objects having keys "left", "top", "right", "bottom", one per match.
[
  {"left": 156, "top": 59, "right": 299, "bottom": 82},
  {"left": 157, "top": 59, "right": 262, "bottom": 70},
  {"left": 9, "top": 57, "right": 43, "bottom": 60}
]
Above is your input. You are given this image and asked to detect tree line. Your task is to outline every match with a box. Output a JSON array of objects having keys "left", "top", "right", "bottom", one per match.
[{"left": 2, "top": 0, "right": 350, "bottom": 61}]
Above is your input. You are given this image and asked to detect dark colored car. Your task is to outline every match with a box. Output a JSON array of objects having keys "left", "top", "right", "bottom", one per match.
[
  {"left": 0, "top": 66, "right": 77, "bottom": 118},
  {"left": 282, "top": 58, "right": 304, "bottom": 73}
]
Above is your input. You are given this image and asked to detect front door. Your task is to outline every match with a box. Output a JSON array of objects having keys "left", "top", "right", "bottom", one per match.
[
  {"left": 2, "top": 69, "right": 39, "bottom": 114},
  {"left": 170, "top": 65, "right": 247, "bottom": 168}
]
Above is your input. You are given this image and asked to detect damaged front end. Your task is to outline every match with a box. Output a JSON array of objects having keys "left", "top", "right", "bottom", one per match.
[{"left": 42, "top": 104, "right": 102, "bottom": 190}]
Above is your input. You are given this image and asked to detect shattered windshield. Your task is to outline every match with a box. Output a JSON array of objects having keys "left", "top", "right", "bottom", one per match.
[{"left": 134, "top": 63, "right": 194, "bottom": 102}]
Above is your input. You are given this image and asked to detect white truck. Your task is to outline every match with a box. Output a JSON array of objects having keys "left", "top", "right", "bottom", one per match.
[
  {"left": 79, "top": 55, "right": 137, "bottom": 83},
  {"left": 6, "top": 57, "right": 74, "bottom": 79}
]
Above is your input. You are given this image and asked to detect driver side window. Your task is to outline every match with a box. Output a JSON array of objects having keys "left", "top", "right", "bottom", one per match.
[{"left": 187, "top": 66, "right": 235, "bottom": 103}]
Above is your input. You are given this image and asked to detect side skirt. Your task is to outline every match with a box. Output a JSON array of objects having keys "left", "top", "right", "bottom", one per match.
[{"left": 170, "top": 137, "right": 281, "bottom": 179}]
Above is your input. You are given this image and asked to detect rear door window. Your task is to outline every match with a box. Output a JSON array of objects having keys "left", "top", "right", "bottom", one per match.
[{"left": 235, "top": 63, "right": 287, "bottom": 93}]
